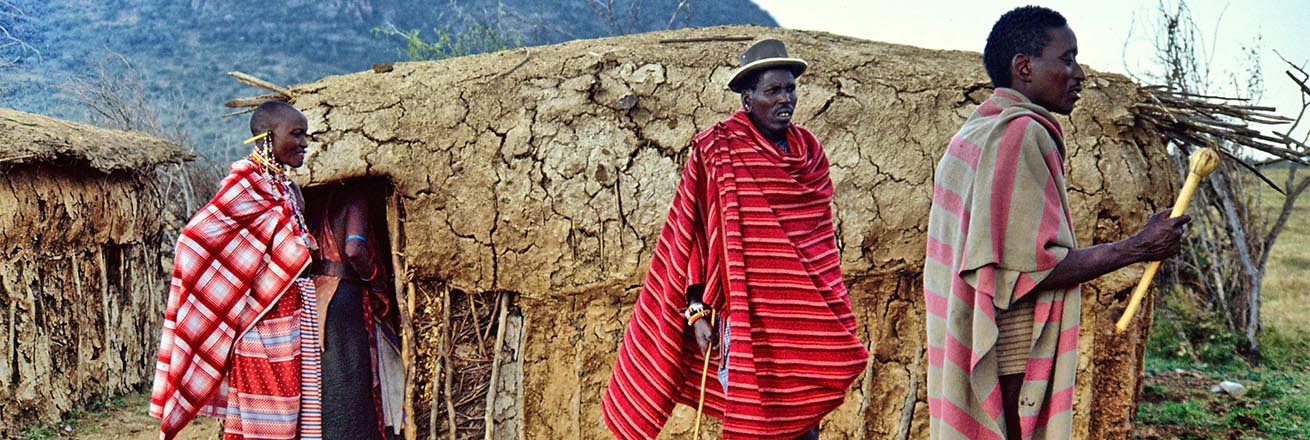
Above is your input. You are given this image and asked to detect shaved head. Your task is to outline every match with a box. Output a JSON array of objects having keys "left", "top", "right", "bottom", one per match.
[
  {"left": 247, "top": 100, "right": 310, "bottom": 167},
  {"left": 249, "top": 100, "right": 302, "bottom": 135}
]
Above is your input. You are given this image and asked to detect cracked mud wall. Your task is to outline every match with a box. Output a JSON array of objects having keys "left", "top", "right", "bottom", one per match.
[
  {"left": 0, "top": 164, "right": 170, "bottom": 437},
  {"left": 288, "top": 25, "right": 1174, "bottom": 439}
]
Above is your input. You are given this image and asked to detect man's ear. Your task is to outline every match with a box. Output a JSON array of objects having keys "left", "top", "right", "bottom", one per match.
[
  {"left": 741, "top": 91, "right": 751, "bottom": 111},
  {"left": 1011, "top": 53, "right": 1033, "bottom": 84}
]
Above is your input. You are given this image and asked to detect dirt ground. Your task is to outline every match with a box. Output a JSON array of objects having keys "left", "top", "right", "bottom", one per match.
[{"left": 41, "top": 393, "right": 220, "bottom": 440}]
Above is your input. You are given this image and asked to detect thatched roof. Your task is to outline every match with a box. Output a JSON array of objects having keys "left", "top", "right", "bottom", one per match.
[{"left": 0, "top": 108, "right": 183, "bottom": 173}]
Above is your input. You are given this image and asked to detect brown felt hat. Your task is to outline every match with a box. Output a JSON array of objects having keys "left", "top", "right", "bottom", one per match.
[{"left": 727, "top": 39, "right": 808, "bottom": 93}]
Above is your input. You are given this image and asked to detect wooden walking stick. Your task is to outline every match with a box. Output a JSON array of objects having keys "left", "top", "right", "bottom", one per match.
[
  {"left": 1115, "top": 147, "right": 1221, "bottom": 334},
  {"left": 693, "top": 310, "right": 716, "bottom": 439}
]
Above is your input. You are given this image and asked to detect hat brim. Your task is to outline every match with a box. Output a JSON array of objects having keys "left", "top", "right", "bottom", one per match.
[{"left": 727, "top": 58, "right": 808, "bottom": 92}]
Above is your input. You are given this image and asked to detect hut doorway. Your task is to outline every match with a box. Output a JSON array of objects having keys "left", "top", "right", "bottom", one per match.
[
  {"left": 303, "top": 177, "right": 407, "bottom": 439},
  {"left": 303, "top": 177, "right": 527, "bottom": 439}
]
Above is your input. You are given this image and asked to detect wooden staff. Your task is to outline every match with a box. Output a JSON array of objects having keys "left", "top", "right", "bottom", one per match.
[
  {"left": 693, "top": 310, "right": 716, "bottom": 439},
  {"left": 1115, "top": 147, "right": 1221, "bottom": 334}
]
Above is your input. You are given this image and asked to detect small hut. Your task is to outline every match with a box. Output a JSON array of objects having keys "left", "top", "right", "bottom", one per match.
[
  {"left": 245, "top": 25, "right": 1180, "bottom": 439},
  {"left": 0, "top": 108, "right": 182, "bottom": 436}
]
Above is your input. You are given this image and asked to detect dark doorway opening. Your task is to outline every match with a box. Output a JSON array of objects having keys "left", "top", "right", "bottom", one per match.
[
  {"left": 303, "top": 177, "right": 405, "bottom": 439},
  {"left": 303, "top": 177, "right": 399, "bottom": 331}
]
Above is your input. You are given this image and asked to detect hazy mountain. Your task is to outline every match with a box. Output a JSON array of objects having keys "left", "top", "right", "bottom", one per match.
[{"left": 1, "top": 0, "right": 776, "bottom": 159}]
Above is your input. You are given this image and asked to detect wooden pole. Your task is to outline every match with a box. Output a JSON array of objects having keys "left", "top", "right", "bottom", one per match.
[
  {"left": 484, "top": 292, "right": 510, "bottom": 440},
  {"left": 385, "top": 191, "right": 418, "bottom": 440},
  {"left": 439, "top": 286, "right": 455, "bottom": 440}
]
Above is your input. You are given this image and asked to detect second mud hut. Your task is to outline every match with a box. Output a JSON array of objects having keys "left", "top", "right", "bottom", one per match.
[{"left": 0, "top": 108, "right": 182, "bottom": 436}]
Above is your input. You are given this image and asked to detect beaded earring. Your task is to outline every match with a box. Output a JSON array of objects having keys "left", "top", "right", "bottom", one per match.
[
  {"left": 242, "top": 131, "right": 283, "bottom": 175},
  {"left": 261, "top": 135, "right": 274, "bottom": 163}
]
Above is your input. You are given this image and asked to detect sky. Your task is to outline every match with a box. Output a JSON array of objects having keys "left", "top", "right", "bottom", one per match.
[{"left": 753, "top": 0, "right": 1310, "bottom": 143}]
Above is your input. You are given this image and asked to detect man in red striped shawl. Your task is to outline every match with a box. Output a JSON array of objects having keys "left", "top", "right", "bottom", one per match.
[
  {"left": 602, "top": 39, "right": 869, "bottom": 440},
  {"left": 150, "top": 101, "right": 324, "bottom": 440},
  {"left": 924, "top": 7, "right": 1191, "bottom": 440}
]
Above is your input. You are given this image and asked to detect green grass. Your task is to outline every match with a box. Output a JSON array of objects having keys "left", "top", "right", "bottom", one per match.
[
  {"left": 1136, "top": 171, "right": 1310, "bottom": 439},
  {"left": 1136, "top": 361, "right": 1310, "bottom": 439},
  {"left": 1137, "top": 399, "right": 1212, "bottom": 428},
  {"left": 13, "top": 394, "right": 130, "bottom": 440}
]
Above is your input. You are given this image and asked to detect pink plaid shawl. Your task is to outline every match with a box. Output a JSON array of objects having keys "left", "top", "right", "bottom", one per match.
[{"left": 149, "top": 159, "right": 312, "bottom": 439}]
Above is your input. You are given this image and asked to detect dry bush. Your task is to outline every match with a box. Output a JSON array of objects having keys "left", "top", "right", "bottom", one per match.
[
  {"left": 62, "top": 53, "right": 224, "bottom": 251},
  {"left": 1135, "top": 1, "right": 1310, "bottom": 359},
  {"left": 0, "top": 1, "right": 39, "bottom": 70}
]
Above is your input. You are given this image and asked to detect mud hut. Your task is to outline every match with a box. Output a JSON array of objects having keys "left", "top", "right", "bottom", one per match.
[
  {"left": 0, "top": 108, "right": 182, "bottom": 436},
  {"left": 265, "top": 26, "right": 1180, "bottom": 439}
]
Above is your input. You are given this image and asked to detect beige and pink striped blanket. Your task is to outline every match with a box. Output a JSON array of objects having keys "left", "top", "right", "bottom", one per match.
[{"left": 924, "top": 88, "right": 1081, "bottom": 440}]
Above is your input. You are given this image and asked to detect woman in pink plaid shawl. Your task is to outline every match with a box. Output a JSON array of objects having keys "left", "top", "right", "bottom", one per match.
[{"left": 150, "top": 101, "right": 324, "bottom": 440}]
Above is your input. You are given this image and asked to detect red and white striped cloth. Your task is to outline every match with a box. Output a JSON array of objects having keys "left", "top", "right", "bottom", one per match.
[
  {"left": 219, "top": 278, "right": 322, "bottom": 440},
  {"left": 924, "top": 88, "right": 1081, "bottom": 439},
  {"left": 602, "top": 110, "right": 869, "bottom": 439},
  {"left": 149, "top": 159, "right": 313, "bottom": 440}
]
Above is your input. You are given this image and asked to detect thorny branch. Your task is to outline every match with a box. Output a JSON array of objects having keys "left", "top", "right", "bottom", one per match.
[{"left": 421, "top": 286, "right": 505, "bottom": 439}]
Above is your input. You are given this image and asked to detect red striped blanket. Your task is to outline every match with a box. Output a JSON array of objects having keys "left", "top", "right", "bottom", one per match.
[
  {"left": 602, "top": 110, "right": 868, "bottom": 439},
  {"left": 149, "top": 159, "right": 312, "bottom": 440},
  {"left": 924, "top": 88, "right": 1081, "bottom": 439}
]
